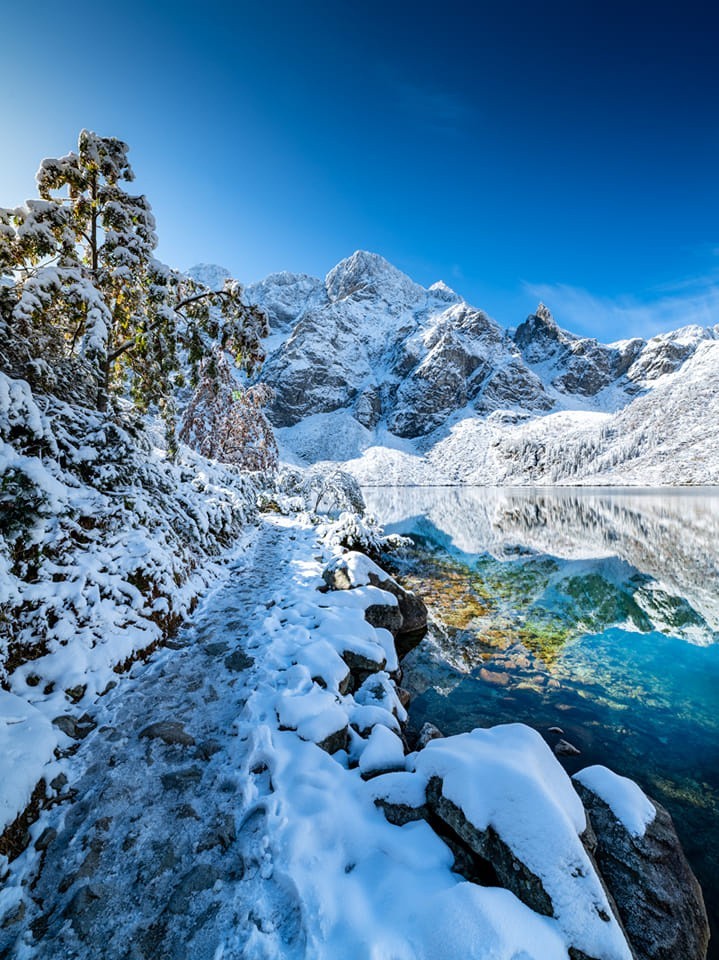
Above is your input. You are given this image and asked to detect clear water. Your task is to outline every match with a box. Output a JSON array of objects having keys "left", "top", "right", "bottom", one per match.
[{"left": 364, "top": 486, "right": 719, "bottom": 956}]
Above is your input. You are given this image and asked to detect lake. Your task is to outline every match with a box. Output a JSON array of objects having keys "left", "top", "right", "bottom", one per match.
[{"left": 364, "top": 486, "right": 719, "bottom": 957}]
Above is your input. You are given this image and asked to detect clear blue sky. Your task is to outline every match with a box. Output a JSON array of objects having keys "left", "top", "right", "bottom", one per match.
[{"left": 2, "top": 0, "right": 718, "bottom": 338}]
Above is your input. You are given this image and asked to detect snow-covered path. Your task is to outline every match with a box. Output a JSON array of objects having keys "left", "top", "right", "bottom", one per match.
[
  {"left": 1, "top": 514, "right": 643, "bottom": 960},
  {"left": 2, "top": 518, "right": 306, "bottom": 960}
]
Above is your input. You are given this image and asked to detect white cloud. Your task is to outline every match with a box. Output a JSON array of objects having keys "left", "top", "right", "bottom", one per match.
[{"left": 523, "top": 274, "right": 719, "bottom": 341}]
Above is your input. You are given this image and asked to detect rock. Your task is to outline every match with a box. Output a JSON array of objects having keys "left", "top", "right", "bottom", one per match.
[
  {"left": 363, "top": 602, "right": 403, "bottom": 636},
  {"left": 167, "top": 864, "right": 222, "bottom": 915},
  {"left": 139, "top": 721, "right": 195, "bottom": 747},
  {"left": 374, "top": 796, "right": 428, "bottom": 826},
  {"left": 396, "top": 687, "right": 411, "bottom": 710},
  {"left": 426, "top": 775, "right": 554, "bottom": 917},
  {"left": 34, "top": 827, "right": 57, "bottom": 852},
  {"left": 341, "top": 648, "right": 386, "bottom": 677},
  {"left": 160, "top": 767, "right": 203, "bottom": 791},
  {"left": 359, "top": 726, "right": 407, "bottom": 781},
  {"left": 224, "top": 649, "right": 254, "bottom": 673},
  {"left": 65, "top": 684, "right": 86, "bottom": 704},
  {"left": 323, "top": 552, "right": 427, "bottom": 639},
  {"left": 63, "top": 884, "right": 104, "bottom": 938},
  {"left": 371, "top": 771, "right": 430, "bottom": 826},
  {"left": 416, "top": 722, "right": 444, "bottom": 750},
  {"left": 479, "top": 667, "right": 510, "bottom": 686},
  {"left": 549, "top": 726, "right": 565, "bottom": 735},
  {"left": 555, "top": 739, "right": 582, "bottom": 757},
  {"left": 50, "top": 773, "right": 68, "bottom": 792},
  {"left": 197, "top": 814, "right": 236, "bottom": 853},
  {"left": 575, "top": 782, "right": 710, "bottom": 960},
  {"left": 203, "top": 641, "right": 229, "bottom": 657},
  {"left": 194, "top": 739, "right": 222, "bottom": 761},
  {"left": 52, "top": 714, "right": 96, "bottom": 740},
  {"left": 316, "top": 725, "right": 349, "bottom": 756}
]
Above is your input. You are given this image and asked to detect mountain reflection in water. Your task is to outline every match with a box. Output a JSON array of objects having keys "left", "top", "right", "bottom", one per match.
[{"left": 364, "top": 486, "right": 719, "bottom": 956}]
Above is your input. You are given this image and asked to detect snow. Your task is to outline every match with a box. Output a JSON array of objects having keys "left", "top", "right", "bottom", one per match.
[
  {"left": 574, "top": 765, "right": 656, "bottom": 837},
  {"left": 358, "top": 723, "right": 406, "bottom": 776},
  {"left": 0, "top": 692, "right": 58, "bottom": 829}
]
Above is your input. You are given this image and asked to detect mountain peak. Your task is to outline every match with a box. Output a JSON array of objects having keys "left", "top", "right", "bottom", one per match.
[
  {"left": 325, "top": 251, "right": 424, "bottom": 304},
  {"left": 185, "top": 263, "right": 231, "bottom": 290},
  {"left": 535, "top": 302, "right": 556, "bottom": 325}
]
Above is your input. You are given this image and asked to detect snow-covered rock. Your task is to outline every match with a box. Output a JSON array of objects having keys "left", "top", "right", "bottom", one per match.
[
  {"left": 575, "top": 772, "right": 709, "bottom": 960},
  {"left": 412, "top": 724, "right": 634, "bottom": 960}
]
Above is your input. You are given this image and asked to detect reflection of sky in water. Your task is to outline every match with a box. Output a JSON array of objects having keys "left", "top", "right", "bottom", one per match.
[{"left": 365, "top": 487, "right": 719, "bottom": 954}]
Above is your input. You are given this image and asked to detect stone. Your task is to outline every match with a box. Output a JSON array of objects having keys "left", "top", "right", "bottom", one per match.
[
  {"left": 194, "top": 739, "right": 222, "bottom": 761},
  {"left": 160, "top": 767, "right": 203, "bottom": 791},
  {"left": 396, "top": 687, "right": 411, "bottom": 710},
  {"left": 575, "top": 782, "right": 710, "bottom": 960},
  {"left": 416, "top": 722, "right": 444, "bottom": 750},
  {"left": 167, "top": 864, "right": 221, "bottom": 915},
  {"left": 139, "top": 721, "right": 195, "bottom": 747},
  {"left": 363, "top": 602, "right": 403, "bottom": 636},
  {"left": 34, "top": 827, "right": 57, "bottom": 852},
  {"left": 374, "top": 796, "right": 429, "bottom": 826},
  {"left": 555, "top": 739, "right": 582, "bottom": 757},
  {"left": 323, "top": 552, "right": 427, "bottom": 639},
  {"left": 224, "top": 649, "right": 254, "bottom": 673},
  {"left": 549, "top": 726, "right": 565, "bottom": 735},
  {"left": 65, "top": 684, "right": 87, "bottom": 704},
  {"left": 203, "top": 641, "right": 229, "bottom": 657},
  {"left": 52, "top": 714, "right": 96, "bottom": 740},
  {"left": 341, "top": 648, "right": 386, "bottom": 676},
  {"left": 317, "top": 725, "right": 349, "bottom": 755},
  {"left": 64, "top": 884, "right": 104, "bottom": 938},
  {"left": 196, "top": 814, "right": 236, "bottom": 853}
]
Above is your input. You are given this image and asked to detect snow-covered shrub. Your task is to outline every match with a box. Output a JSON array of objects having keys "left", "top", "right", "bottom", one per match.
[
  {"left": 318, "top": 511, "right": 409, "bottom": 560},
  {"left": 266, "top": 465, "right": 366, "bottom": 516},
  {"left": 0, "top": 370, "right": 258, "bottom": 695}
]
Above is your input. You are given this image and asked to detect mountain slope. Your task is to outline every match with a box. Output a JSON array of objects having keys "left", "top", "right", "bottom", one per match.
[{"left": 242, "top": 252, "right": 718, "bottom": 485}]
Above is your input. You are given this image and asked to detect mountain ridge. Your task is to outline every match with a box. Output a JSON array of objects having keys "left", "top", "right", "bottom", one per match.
[{"left": 207, "top": 252, "right": 719, "bottom": 485}]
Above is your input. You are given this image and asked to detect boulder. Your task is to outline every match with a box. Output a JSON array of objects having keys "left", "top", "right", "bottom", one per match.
[
  {"left": 323, "top": 552, "right": 427, "bottom": 639},
  {"left": 426, "top": 775, "right": 554, "bottom": 917},
  {"left": 575, "top": 779, "right": 709, "bottom": 960},
  {"left": 363, "top": 602, "right": 403, "bottom": 636},
  {"left": 359, "top": 726, "right": 406, "bottom": 780}
]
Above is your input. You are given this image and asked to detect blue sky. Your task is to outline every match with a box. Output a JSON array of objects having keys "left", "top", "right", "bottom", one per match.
[{"left": 2, "top": 0, "right": 718, "bottom": 339}]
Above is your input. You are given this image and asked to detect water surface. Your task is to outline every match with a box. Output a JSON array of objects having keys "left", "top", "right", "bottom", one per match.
[{"left": 365, "top": 486, "right": 719, "bottom": 955}]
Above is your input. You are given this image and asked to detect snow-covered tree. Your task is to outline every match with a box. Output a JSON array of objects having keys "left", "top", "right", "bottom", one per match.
[
  {"left": 0, "top": 130, "right": 269, "bottom": 429},
  {"left": 178, "top": 351, "right": 278, "bottom": 471}
]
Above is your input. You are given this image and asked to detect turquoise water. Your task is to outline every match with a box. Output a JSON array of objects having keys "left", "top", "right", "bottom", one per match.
[{"left": 364, "top": 487, "right": 719, "bottom": 955}]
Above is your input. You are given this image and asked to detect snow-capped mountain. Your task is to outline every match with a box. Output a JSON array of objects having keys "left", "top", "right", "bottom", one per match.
[{"left": 239, "top": 251, "right": 718, "bottom": 485}]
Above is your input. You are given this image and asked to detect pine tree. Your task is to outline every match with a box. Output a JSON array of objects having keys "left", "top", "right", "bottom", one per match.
[{"left": 0, "top": 130, "right": 269, "bottom": 435}]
